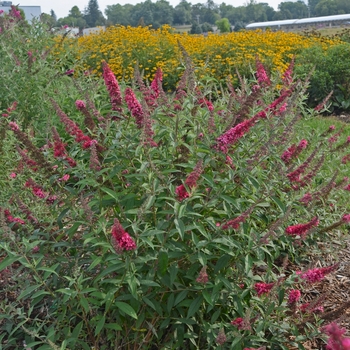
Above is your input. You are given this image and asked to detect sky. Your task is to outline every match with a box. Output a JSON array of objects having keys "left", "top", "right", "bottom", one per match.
[{"left": 15, "top": 0, "right": 285, "bottom": 19}]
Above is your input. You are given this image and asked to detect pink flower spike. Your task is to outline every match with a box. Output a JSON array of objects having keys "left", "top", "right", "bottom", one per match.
[
  {"left": 175, "top": 184, "right": 189, "bottom": 202},
  {"left": 196, "top": 266, "right": 209, "bottom": 284},
  {"left": 342, "top": 214, "right": 350, "bottom": 223},
  {"left": 285, "top": 217, "right": 319, "bottom": 238},
  {"left": 9, "top": 121, "right": 19, "bottom": 131},
  {"left": 300, "top": 192, "right": 312, "bottom": 205},
  {"left": 216, "top": 328, "right": 226, "bottom": 345},
  {"left": 298, "top": 263, "right": 339, "bottom": 284},
  {"left": 254, "top": 282, "right": 274, "bottom": 296},
  {"left": 231, "top": 317, "right": 244, "bottom": 329},
  {"left": 75, "top": 100, "right": 86, "bottom": 110},
  {"left": 102, "top": 61, "right": 122, "bottom": 112},
  {"left": 111, "top": 218, "right": 136, "bottom": 253},
  {"left": 9, "top": 172, "right": 17, "bottom": 179},
  {"left": 287, "top": 289, "right": 301, "bottom": 304},
  {"left": 124, "top": 87, "right": 144, "bottom": 128},
  {"left": 255, "top": 56, "right": 271, "bottom": 87},
  {"left": 175, "top": 161, "right": 203, "bottom": 201},
  {"left": 298, "top": 139, "right": 308, "bottom": 149},
  {"left": 58, "top": 174, "right": 70, "bottom": 182}
]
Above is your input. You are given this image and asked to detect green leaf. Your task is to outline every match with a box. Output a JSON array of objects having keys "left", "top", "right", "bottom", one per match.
[
  {"left": 174, "top": 218, "right": 185, "bottom": 240},
  {"left": 210, "top": 307, "right": 222, "bottom": 323},
  {"left": 104, "top": 323, "right": 122, "bottom": 331},
  {"left": 140, "top": 280, "right": 161, "bottom": 287},
  {"left": 278, "top": 288, "right": 285, "bottom": 306},
  {"left": 167, "top": 293, "right": 175, "bottom": 314},
  {"left": 142, "top": 296, "right": 156, "bottom": 311},
  {"left": 71, "top": 321, "right": 84, "bottom": 341},
  {"left": 80, "top": 297, "right": 90, "bottom": 313},
  {"left": 94, "top": 315, "right": 105, "bottom": 336},
  {"left": 127, "top": 275, "right": 139, "bottom": 299},
  {"left": 174, "top": 290, "right": 188, "bottom": 306},
  {"left": 18, "top": 285, "right": 40, "bottom": 300},
  {"left": 66, "top": 222, "right": 82, "bottom": 239},
  {"left": 37, "top": 263, "right": 60, "bottom": 278},
  {"left": 233, "top": 295, "right": 243, "bottom": 316},
  {"left": 272, "top": 196, "right": 286, "bottom": 213},
  {"left": 100, "top": 187, "right": 119, "bottom": 203},
  {"left": 0, "top": 255, "right": 18, "bottom": 271},
  {"left": 158, "top": 251, "right": 168, "bottom": 276},
  {"left": 202, "top": 289, "right": 213, "bottom": 306},
  {"left": 169, "top": 264, "right": 178, "bottom": 286},
  {"left": 57, "top": 208, "right": 70, "bottom": 229},
  {"left": 247, "top": 175, "right": 260, "bottom": 190},
  {"left": 214, "top": 254, "right": 231, "bottom": 273},
  {"left": 244, "top": 255, "right": 253, "bottom": 275},
  {"left": 115, "top": 301, "right": 138, "bottom": 319},
  {"left": 187, "top": 295, "right": 202, "bottom": 318}
]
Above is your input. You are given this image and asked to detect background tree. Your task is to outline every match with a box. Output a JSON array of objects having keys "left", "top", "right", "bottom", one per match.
[
  {"left": 278, "top": 1, "right": 309, "bottom": 19},
  {"left": 84, "top": 0, "right": 106, "bottom": 27},
  {"left": 40, "top": 13, "right": 56, "bottom": 28},
  {"left": 105, "top": 4, "right": 133, "bottom": 26},
  {"left": 308, "top": 0, "right": 321, "bottom": 17},
  {"left": 173, "top": 0, "right": 192, "bottom": 25},
  {"left": 50, "top": 9, "right": 57, "bottom": 24},
  {"left": 221, "top": 4, "right": 247, "bottom": 26},
  {"left": 130, "top": 0, "right": 154, "bottom": 27},
  {"left": 202, "top": 0, "right": 220, "bottom": 24},
  {"left": 314, "top": 0, "right": 339, "bottom": 16},
  {"left": 201, "top": 22, "right": 214, "bottom": 32},
  {"left": 216, "top": 17, "right": 231, "bottom": 32},
  {"left": 190, "top": 21, "right": 202, "bottom": 33},
  {"left": 153, "top": 0, "right": 174, "bottom": 28},
  {"left": 336, "top": 0, "right": 350, "bottom": 13},
  {"left": 245, "top": 0, "right": 268, "bottom": 22},
  {"left": 191, "top": 3, "right": 206, "bottom": 25},
  {"left": 57, "top": 6, "right": 86, "bottom": 30}
]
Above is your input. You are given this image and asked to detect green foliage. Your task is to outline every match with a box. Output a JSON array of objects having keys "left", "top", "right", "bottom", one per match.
[
  {"left": 201, "top": 22, "right": 214, "bottom": 32},
  {"left": 190, "top": 21, "right": 202, "bottom": 34},
  {"left": 295, "top": 43, "right": 350, "bottom": 112},
  {"left": 1, "top": 16, "right": 350, "bottom": 350},
  {"left": 0, "top": 16, "right": 89, "bottom": 128},
  {"left": 215, "top": 17, "right": 231, "bottom": 33},
  {"left": 84, "top": 0, "right": 106, "bottom": 27}
]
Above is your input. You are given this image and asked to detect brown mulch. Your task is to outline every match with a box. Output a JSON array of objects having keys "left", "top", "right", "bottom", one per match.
[{"left": 293, "top": 233, "right": 350, "bottom": 349}]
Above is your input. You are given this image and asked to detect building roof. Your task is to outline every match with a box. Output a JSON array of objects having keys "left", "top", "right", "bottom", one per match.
[
  {"left": 0, "top": 5, "right": 41, "bottom": 23},
  {"left": 246, "top": 13, "right": 350, "bottom": 29}
]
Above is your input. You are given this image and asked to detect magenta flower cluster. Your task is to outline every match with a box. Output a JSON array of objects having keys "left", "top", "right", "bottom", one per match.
[
  {"left": 322, "top": 322, "right": 350, "bottom": 350},
  {"left": 285, "top": 216, "right": 319, "bottom": 238},
  {"left": 102, "top": 61, "right": 123, "bottom": 112},
  {"left": 175, "top": 161, "right": 203, "bottom": 201},
  {"left": 297, "top": 263, "right": 339, "bottom": 283},
  {"left": 150, "top": 67, "right": 163, "bottom": 99},
  {"left": 196, "top": 266, "right": 209, "bottom": 284},
  {"left": 52, "top": 127, "right": 76, "bottom": 167},
  {"left": 215, "top": 117, "right": 257, "bottom": 153},
  {"left": 124, "top": 87, "right": 144, "bottom": 128},
  {"left": 52, "top": 99, "right": 95, "bottom": 149},
  {"left": 111, "top": 218, "right": 137, "bottom": 253},
  {"left": 254, "top": 282, "right": 274, "bottom": 296},
  {"left": 281, "top": 139, "right": 308, "bottom": 164},
  {"left": 255, "top": 57, "right": 271, "bottom": 87},
  {"left": 287, "top": 289, "right": 301, "bottom": 304},
  {"left": 3, "top": 208, "right": 25, "bottom": 225}
]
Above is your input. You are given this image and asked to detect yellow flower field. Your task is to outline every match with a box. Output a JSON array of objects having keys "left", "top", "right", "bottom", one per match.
[{"left": 58, "top": 25, "right": 340, "bottom": 89}]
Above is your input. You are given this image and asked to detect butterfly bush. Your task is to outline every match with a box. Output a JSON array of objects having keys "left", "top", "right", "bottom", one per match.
[{"left": 1, "top": 27, "right": 350, "bottom": 349}]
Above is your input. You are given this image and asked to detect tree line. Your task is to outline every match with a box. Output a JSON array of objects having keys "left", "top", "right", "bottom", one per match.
[{"left": 42, "top": 0, "right": 350, "bottom": 33}]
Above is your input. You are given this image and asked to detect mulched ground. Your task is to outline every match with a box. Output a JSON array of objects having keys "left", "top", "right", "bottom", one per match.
[{"left": 292, "top": 232, "right": 350, "bottom": 349}]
